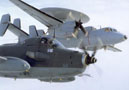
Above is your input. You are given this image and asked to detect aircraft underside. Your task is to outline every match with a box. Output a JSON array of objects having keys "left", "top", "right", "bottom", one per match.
[{"left": 0, "top": 67, "right": 86, "bottom": 82}]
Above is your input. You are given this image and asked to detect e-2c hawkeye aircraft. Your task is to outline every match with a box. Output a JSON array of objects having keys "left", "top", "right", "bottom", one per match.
[
  {"left": 0, "top": 15, "right": 96, "bottom": 82},
  {"left": 9, "top": 0, "right": 127, "bottom": 59}
]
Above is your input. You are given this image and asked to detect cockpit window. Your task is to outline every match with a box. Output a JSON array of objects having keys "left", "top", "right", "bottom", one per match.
[
  {"left": 105, "top": 28, "right": 114, "bottom": 32},
  {"left": 40, "top": 37, "right": 65, "bottom": 48},
  {"left": 105, "top": 28, "right": 110, "bottom": 32},
  {"left": 112, "top": 29, "right": 117, "bottom": 32},
  {"left": 41, "top": 37, "right": 53, "bottom": 45},
  {"left": 104, "top": 28, "right": 117, "bottom": 32},
  {"left": 52, "top": 39, "right": 65, "bottom": 48},
  {"left": 41, "top": 38, "right": 48, "bottom": 44}
]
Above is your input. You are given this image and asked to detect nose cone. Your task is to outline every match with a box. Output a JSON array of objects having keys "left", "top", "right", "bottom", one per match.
[
  {"left": 109, "top": 32, "right": 127, "bottom": 44},
  {"left": 124, "top": 35, "right": 127, "bottom": 40}
]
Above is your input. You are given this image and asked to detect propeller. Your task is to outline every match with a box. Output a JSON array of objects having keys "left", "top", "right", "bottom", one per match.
[
  {"left": 91, "top": 47, "right": 97, "bottom": 58},
  {"left": 68, "top": 12, "right": 88, "bottom": 38},
  {"left": 93, "top": 64, "right": 103, "bottom": 77},
  {"left": 80, "top": 64, "right": 103, "bottom": 79},
  {"left": 78, "top": 38, "right": 97, "bottom": 65},
  {"left": 78, "top": 59, "right": 103, "bottom": 79},
  {"left": 72, "top": 20, "right": 88, "bottom": 38},
  {"left": 81, "top": 45, "right": 97, "bottom": 65},
  {"left": 77, "top": 39, "right": 103, "bottom": 79}
]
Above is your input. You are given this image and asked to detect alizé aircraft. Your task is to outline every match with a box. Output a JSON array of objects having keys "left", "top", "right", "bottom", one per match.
[{"left": 0, "top": 14, "right": 96, "bottom": 82}]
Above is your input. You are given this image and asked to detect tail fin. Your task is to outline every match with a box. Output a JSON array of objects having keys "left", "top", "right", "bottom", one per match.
[
  {"left": 0, "top": 14, "right": 46, "bottom": 42},
  {"left": 29, "top": 25, "right": 46, "bottom": 37},
  {"left": 1, "top": 14, "right": 10, "bottom": 24},
  {"left": 0, "top": 14, "right": 10, "bottom": 36},
  {"left": 13, "top": 18, "right": 21, "bottom": 29},
  {"left": 0, "top": 14, "right": 29, "bottom": 42},
  {"left": 29, "top": 25, "right": 38, "bottom": 37}
]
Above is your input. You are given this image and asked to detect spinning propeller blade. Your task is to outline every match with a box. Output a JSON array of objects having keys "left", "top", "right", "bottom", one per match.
[
  {"left": 68, "top": 12, "right": 89, "bottom": 38},
  {"left": 72, "top": 20, "right": 88, "bottom": 38}
]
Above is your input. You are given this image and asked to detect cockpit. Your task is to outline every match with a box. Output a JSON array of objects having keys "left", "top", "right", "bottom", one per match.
[
  {"left": 24, "top": 37, "right": 65, "bottom": 49},
  {"left": 104, "top": 27, "right": 117, "bottom": 32},
  {"left": 40, "top": 37, "right": 65, "bottom": 48}
]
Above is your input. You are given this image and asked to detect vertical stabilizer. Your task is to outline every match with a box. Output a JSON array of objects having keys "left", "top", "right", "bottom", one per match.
[
  {"left": 0, "top": 14, "right": 10, "bottom": 36},
  {"left": 29, "top": 25, "right": 38, "bottom": 37},
  {"left": 1, "top": 14, "right": 10, "bottom": 24},
  {"left": 13, "top": 18, "right": 21, "bottom": 29}
]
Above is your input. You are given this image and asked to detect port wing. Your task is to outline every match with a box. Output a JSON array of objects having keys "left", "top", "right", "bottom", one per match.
[{"left": 10, "top": 0, "right": 63, "bottom": 27}]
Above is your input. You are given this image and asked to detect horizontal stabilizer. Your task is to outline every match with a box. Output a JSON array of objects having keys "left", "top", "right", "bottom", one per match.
[
  {"left": 107, "top": 45, "right": 122, "bottom": 52},
  {"left": 29, "top": 25, "right": 38, "bottom": 37},
  {"left": 0, "top": 14, "right": 29, "bottom": 42},
  {"left": 8, "top": 23, "right": 29, "bottom": 38},
  {"left": 13, "top": 18, "right": 21, "bottom": 28}
]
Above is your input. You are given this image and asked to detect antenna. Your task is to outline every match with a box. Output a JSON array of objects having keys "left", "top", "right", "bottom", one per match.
[{"left": 53, "top": 29, "right": 56, "bottom": 39}]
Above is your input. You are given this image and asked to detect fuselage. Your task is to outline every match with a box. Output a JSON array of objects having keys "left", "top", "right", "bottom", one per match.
[
  {"left": 0, "top": 37, "right": 87, "bottom": 82},
  {"left": 49, "top": 26, "right": 127, "bottom": 51}
]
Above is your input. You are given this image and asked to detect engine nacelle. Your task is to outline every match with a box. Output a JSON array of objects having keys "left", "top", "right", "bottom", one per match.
[{"left": 0, "top": 57, "right": 30, "bottom": 73}]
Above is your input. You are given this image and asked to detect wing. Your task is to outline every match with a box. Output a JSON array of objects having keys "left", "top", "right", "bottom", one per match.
[
  {"left": 9, "top": 0, "right": 89, "bottom": 27},
  {"left": 107, "top": 45, "right": 122, "bottom": 52},
  {"left": 9, "top": 0, "right": 63, "bottom": 27}
]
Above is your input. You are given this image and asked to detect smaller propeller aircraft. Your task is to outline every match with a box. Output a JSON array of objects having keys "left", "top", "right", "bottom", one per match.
[
  {"left": 9, "top": 0, "right": 127, "bottom": 60},
  {"left": 0, "top": 14, "right": 96, "bottom": 82}
]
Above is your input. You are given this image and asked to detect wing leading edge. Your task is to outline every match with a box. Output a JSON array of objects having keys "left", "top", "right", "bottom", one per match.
[{"left": 10, "top": 0, "right": 63, "bottom": 27}]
